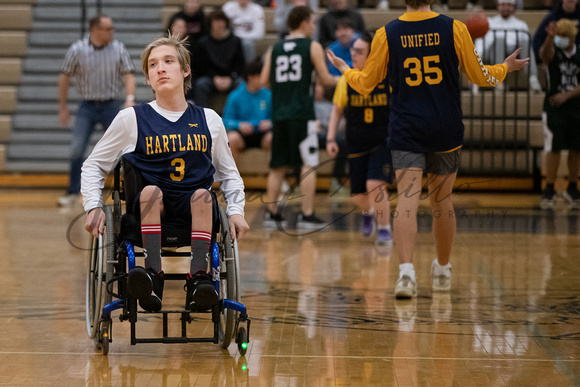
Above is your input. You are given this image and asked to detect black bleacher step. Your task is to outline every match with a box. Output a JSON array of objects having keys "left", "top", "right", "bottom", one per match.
[
  {"left": 25, "top": 47, "right": 69, "bottom": 59},
  {"left": 33, "top": 5, "right": 161, "bottom": 22},
  {"left": 18, "top": 74, "right": 60, "bottom": 86},
  {"left": 31, "top": 20, "right": 161, "bottom": 33},
  {"left": 16, "top": 102, "right": 64, "bottom": 114},
  {"left": 4, "top": 161, "right": 69, "bottom": 172},
  {"left": 37, "top": 0, "right": 163, "bottom": 6},
  {"left": 26, "top": 46, "right": 147, "bottom": 59},
  {"left": 7, "top": 143, "right": 72, "bottom": 160},
  {"left": 18, "top": 85, "right": 78, "bottom": 101},
  {"left": 19, "top": 74, "right": 148, "bottom": 91},
  {"left": 28, "top": 31, "right": 160, "bottom": 49},
  {"left": 9, "top": 127, "right": 102, "bottom": 143},
  {"left": 17, "top": 85, "right": 152, "bottom": 102},
  {"left": 9, "top": 130, "right": 71, "bottom": 144},
  {"left": 23, "top": 58, "right": 64, "bottom": 73},
  {"left": 13, "top": 114, "right": 61, "bottom": 130}
]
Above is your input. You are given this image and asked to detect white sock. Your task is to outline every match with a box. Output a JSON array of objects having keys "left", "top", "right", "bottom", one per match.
[
  {"left": 399, "top": 263, "right": 416, "bottom": 282},
  {"left": 433, "top": 259, "right": 451, "bottom": 277},
  {"left": 378, "top": 224, "right": 391, "bottom": 231}
]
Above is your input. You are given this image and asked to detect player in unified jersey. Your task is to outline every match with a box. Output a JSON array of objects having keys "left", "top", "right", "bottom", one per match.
[
  {"left": 82, "top": 34, "right": 249, "bottom": 312},
  {"left": 328, "top": 0, "right": 528, "bottom": 298},
  {"left": 260, "top": 6, "right": 338, "bottom": 229},
  {"left": 326, "top": 31, "right": 393, "bottom": 246}
]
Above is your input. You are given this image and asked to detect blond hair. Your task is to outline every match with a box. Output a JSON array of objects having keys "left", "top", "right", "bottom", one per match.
[
  {"left": 556, "top": 18, "right": 578, "bottom": 39},
  {"left": 141, "top": 34, "right": 192, "bottom": 93}
]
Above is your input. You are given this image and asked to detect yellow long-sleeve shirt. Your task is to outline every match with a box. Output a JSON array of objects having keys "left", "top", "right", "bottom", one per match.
[{"left": 343, "top": 11, "right": 509, "bottom": 152}]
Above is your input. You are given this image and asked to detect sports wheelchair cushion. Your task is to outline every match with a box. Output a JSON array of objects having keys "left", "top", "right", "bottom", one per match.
[{"left": 119, "top": 157, "right": 220, "bottom": 247}]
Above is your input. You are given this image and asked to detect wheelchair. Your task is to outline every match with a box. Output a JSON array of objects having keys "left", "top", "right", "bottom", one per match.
[{"left": 85, "top": 158, "right": 250, "bottom": 356}]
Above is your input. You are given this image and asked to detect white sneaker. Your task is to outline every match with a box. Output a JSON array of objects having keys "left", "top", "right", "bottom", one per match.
[
  {"left": 58, "top": 193, "right": 80, "bottom": 207},
  {"left": 431, "top": 258, "right": 451, "bottom": 292},
  {"left": 394, "top": 275, "right": 417, "bottom": 299}
]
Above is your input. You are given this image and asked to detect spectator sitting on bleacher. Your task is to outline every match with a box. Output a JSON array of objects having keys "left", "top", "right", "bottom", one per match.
[
  {"left": 539, "top": 18, "right": 580, "bottom": 208},
  {"left": 473, "top": 0, "right": 542, "bottom": 93},
  {"left": 327, "top": 18, "right": 357, "bottom": 76},
  {"left": 274, "top": 0, "right": 319, "bottom": 39},
  {"left": 318, "top": 0, "right": 365, "bottom": 48},
  {"left": 165, "top": 0, "right": 208, "bottom": 48},
  {"left": 533, "top": 0, "right": 580, "bottom": 64},
  {"left": 223, "top": 60, "right": 272, "bottom": 162},
  {"left": 191, "top": 10, "right": 245, "bottom": 111},
  {"left": 168, "top": 16, "right": 188, "bottom": 39},
  {"left": 223, "top": 0, "right": 265, "bottom": 63}
]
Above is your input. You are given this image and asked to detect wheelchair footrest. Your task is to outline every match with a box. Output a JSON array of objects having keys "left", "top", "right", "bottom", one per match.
[
  {"left": 130, "top": 308, "right": 220, "bottom": 345},
  {"left": 133, "top": 337, "right": 217, "bottom": 344}
]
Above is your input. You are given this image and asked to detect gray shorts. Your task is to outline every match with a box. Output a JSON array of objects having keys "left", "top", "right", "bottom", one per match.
[{"left": 391, "top": 148, "right": 461, "bottom": 175}]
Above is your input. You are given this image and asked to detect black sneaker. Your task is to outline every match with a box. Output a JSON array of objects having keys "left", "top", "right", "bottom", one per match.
[
  {"left": 564, "top": 183, "right": 580, "bottom": 207},
  {"left": 185, "top": 271, "right": 218, "bottom": 311},
  {"left": 127, "top": 267, "right": 164, "bottom": 312},
  {"left": 540, "top": 185, "right": 556, "bottom": 208},
  {"left": 297, "top": 212, "right": 326, "bottom": 230},
  {"left": 264, "top": 209, "right": 287, "bottom": 228}
]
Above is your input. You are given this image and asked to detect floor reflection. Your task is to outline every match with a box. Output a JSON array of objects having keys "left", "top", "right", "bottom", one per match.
[{"left": 0, "top": 190, "right": 579, "bottom": 385}]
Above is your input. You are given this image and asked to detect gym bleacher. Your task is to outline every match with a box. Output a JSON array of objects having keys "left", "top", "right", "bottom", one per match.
[{"left": 0, "top": 0, "right": 556, "bottom": 190}]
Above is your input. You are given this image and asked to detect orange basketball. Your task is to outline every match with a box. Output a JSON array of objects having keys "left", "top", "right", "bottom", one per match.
[{"left": 464, "top": 13, "right": 489, "bottom": 40}]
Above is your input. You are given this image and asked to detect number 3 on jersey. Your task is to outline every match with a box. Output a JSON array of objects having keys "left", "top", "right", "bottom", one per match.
[
  {"left": 404, "top": 55, "right": 443, "bottom": 87},
  {"left": 170, "top": 158, "right": 185, "bottom": 181},
  {"left": 276, "top": 54, "right": 302, "bottom": 83}
]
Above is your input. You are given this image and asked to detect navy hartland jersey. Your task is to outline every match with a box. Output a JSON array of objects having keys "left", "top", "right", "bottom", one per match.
[
  {"left": 123, "top": 103, "right": 215, "bottom": 194},
  {"left": 344, "top": 79, "right": 389, "bottom": 155},
  {"left": 385, "top": 15, "right": 462, "bottom": 152}
]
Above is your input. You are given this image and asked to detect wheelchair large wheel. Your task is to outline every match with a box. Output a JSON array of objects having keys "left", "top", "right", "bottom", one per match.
[
  {"left": 217, "top": 205, "right": 239, "bottom": 349},
  {"left": 86, "top": 205, "right": 115, "bottom": 340}
]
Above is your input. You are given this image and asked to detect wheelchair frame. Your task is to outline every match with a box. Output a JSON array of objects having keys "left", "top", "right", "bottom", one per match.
[{"left": 85, "top": 164, "right": 250, "bottom": 356}]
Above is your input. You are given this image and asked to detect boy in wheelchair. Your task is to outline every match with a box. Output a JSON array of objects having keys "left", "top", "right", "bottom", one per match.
[{"left": 81, "top": 34, "right": 250, "bottom": 313}]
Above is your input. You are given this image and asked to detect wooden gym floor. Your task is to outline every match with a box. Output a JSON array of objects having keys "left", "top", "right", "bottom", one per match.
[{"left": 0, "top": 188, "right": 578, "bottom": 386}]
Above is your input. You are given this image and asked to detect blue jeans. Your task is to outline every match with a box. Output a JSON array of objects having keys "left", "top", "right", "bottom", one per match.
[{"left": 68, "top": 99, "right": 122, "bottom": 194}]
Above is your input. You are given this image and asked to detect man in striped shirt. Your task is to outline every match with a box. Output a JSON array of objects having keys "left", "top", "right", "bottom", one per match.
[{"left": 58, "top": 16, "right": 135, "bottom": 206}]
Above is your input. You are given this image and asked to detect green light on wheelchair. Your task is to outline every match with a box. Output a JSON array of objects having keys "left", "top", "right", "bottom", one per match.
[
  {"left": 241, "top": 342, "right": 247, "bottom": 350},
  {"left": 241, "top": 364, "right": 247, "bottom": 371}
]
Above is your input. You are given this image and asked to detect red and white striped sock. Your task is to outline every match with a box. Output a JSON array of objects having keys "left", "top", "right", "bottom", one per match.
[
  {"left": 190, "top": 230, "right": 211, "bottom": 275},
  {"left": 142, "top": 224, "right": 162, "bottom": 272}
]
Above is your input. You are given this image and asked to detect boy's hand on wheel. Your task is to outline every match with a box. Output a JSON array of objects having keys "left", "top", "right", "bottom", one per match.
[
  {"left": 229, "top": 214, "right": 250, "bottom": 241},
  {"left": 85, "top": 207, "right": 105, "bottom": 237}
]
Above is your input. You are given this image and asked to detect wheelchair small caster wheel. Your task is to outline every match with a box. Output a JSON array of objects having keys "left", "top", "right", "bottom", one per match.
[
  {"left": 237, "top": 326, "right": 248, "bottom": 356},
  {"left": 100, "top": 325, "right": 110, "bottom": 356}
]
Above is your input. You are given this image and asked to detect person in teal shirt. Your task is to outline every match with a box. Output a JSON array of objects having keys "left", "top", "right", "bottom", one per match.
[{"left": 223, "top": 60, "right": 272, "bottom": 162}]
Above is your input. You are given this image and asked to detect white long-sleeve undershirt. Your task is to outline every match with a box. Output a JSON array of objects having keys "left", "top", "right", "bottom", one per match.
[{"left": 81, "top": 101, "right": 245, "bottom": 217}]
